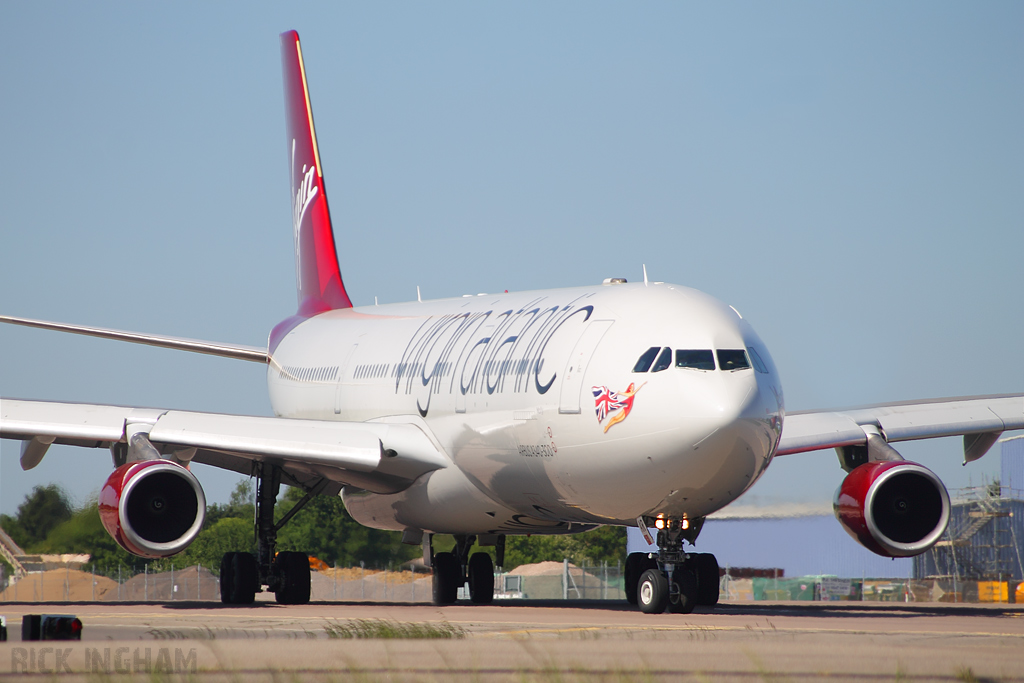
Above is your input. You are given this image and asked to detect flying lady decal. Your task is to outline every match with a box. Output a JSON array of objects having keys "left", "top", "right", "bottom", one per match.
[{"left": 592, "top": 382, "right": 645, "bottom": 433}]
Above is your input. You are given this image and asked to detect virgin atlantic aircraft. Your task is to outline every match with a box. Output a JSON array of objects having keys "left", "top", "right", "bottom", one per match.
[{"left": 2, "top": 31, "right": 1021, "bottom": 614}]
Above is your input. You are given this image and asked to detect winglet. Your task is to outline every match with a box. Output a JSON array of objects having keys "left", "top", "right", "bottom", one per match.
[{"left": 280, "top": 30, "right": 352, "bottom": 315}]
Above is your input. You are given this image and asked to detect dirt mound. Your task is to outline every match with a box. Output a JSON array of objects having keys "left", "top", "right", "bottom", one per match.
[
  {"left": 103, "top": 565, "right": 218, "bottom": 601},
  {"left": 311, "top": 568, "right": 432, "bottom": 602},
  {"left": 317, "top": 567, "right": 425, "bottom": 585},
  {"left": 507, "top": 561, "right": 580, "bottom": 576},
  {"left": 0, "top": 569, "right": 117, "bottom": 602}
]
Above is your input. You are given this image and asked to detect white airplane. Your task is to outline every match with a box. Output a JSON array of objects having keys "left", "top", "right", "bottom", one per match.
[{"left": 2, "top": 31, "right": 1022, "bottom": 614}]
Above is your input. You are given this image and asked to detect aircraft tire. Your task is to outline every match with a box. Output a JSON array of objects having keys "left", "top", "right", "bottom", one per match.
[
  {"left": 624, "top": 553, "right": 658, "bottom": 605},
  {"left": 638, "top": 569, "right": 669, "bottom": 614},
  {"left": 275, "top": 551, "right": 311, "bottom": 604},
  {"left": 230, "top": 552, "right": 258, "bottom": 605},
  {"left": 468, "top": 552, "right": 494, "bottom": 604},
  {"left": 624, "top": 553, "right": 642, "bottom": 605},
  {"left": 432, "top": 551, "right": 460, "bottom": 605},
  {"left": 694, "top": 553, "right": 720, "bottom": 606},
  {"left": 220, "top": 552, "right": 237, "bottom": 604},
  {"left": 668, "top": 566, "right": 697, "bottom": 614}
]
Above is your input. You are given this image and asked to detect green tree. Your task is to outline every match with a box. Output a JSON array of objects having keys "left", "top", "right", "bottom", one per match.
[
  {"left": 204, "top": 479, "right": 255, "bottom": 527},
  {"left": 503, "top": 526, "right": 627, "bottom": 569},
  {"left": 0, "top": 556, "right": 13, "bottom": 585},
  {"left": 276, "top": 486, "right": 418, "bottom": 568},
  {"left": 429, "top": 526, "right": 627, "bottom": 571},
  {"left": 1, "top": 485, "right": 73, "bottom": 550},
  {"left": 151, "top": 517, "right": 255, "bottom": 572},
  {"left": 33, "top": 500, "right": 141, "bottom": 573}
]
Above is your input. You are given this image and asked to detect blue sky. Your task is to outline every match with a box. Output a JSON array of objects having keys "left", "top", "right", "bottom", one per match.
[{"left": 2, "top": 2, "right": 1022, "bottom": 516}]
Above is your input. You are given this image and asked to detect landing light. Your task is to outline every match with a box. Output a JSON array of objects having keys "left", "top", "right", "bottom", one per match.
[{"left": 652, "top": 516, "right": 689, "bottom": 531}]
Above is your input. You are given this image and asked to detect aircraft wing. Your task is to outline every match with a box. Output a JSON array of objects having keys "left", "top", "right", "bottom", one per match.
[
  {"left": 1, "top": 398, "right": 449, "bottom": 495},
  {"left": 0, "top": 315, "right": 267, "bottom": 363},
  {"left": 777, "top": 394, "right": 1024, "bottom": 463}
]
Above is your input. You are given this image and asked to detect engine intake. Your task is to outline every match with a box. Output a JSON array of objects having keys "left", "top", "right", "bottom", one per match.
[
  {"left": 833, "top": 460, "right": 950, "bottom": 558},
  {"left": 99, "top": 460, "right": 206, "bottom": 558}
]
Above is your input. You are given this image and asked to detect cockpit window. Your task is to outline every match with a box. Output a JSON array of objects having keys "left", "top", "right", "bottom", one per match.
[
  {"left": 675, "top": 349, "right": 715, "bottom": 371},
  {"left": 747, "top": 347, "right": 769, "bottom": 374},
  {"left": 632, "top": 346, "right": 660, "bottom": 373},
  {"left": 651, "top": 347, "right": 673, "bottom": 372},
  {"left": 717, "top": 349, "right": 751, "bottom": 371}
]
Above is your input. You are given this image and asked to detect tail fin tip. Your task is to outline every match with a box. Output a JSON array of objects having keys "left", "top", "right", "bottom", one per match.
[{"left": 280, "top": 30, "right": 352, "bottom": 315}]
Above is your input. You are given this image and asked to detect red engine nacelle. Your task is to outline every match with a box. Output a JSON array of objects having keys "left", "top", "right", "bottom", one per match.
[
  {"left": 99, "top": 460, "right": 207, "bottom": 558},
  {"left": 833, "top": 460, "right": 950, "bottom": 558}
]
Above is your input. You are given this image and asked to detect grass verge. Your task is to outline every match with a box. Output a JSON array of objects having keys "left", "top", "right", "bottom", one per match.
[{"left": 323, "top": 618, "right": 466, "bottom": 640}]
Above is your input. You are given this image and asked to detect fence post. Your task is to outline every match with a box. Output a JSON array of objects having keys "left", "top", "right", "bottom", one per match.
[
  {"left": 171, "top": 564, "right": 175, "bottom": 601},
  {"left": 145, "top": 564, "right": 148, "bottom": 601},
  {"left": 562, "top": 559, "right": 568, "bottom": 600}
]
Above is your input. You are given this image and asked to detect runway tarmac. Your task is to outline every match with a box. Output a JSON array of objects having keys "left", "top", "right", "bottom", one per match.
[{"left": 3, "top": 599, "right": 1024, "bottom": 681}]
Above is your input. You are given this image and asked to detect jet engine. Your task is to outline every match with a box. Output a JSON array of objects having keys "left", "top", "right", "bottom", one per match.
[
  {"left": 833, "top": 460, "right": 950, "bottom": 558},
  {"left": 98, "top": 459, "right": 207, "bottom": 558}
]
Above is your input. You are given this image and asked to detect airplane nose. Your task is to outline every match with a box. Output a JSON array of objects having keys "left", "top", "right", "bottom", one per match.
[
  {"left": 690, "top": 370, "right": 777, "bottom": 495},
  {"left": 650, "top": 370, "right": 775, "bottom": 518},
  {"left": 708, "top": 370, "right": 760, "bottom": 426}
]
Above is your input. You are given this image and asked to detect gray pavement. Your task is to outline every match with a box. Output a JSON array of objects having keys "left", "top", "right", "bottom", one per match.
[{"left": 2, "top": 600, "right": 1024, "bottom": 681}]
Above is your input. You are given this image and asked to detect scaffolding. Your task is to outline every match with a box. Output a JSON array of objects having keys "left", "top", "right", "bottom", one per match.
[
  {"left": 915, "top": 482, "right": 1024, "bottom": 583},
  {"left": 0, "top": 525, "right": 28, "bottom": 583}
]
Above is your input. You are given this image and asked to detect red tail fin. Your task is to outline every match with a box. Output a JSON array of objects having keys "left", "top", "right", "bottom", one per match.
[{"left": 280, "top": 30, "right": 352, "bottom": 314}]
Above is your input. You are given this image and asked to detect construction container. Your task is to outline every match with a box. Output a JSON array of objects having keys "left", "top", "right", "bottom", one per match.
[{"left": 977, "top": 581, "right": 1010, "bottom": 603}]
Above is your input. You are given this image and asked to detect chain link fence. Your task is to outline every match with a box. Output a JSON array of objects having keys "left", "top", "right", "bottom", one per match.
[{"left": 0, "top": 559, "right": 627, "bottom": 603}]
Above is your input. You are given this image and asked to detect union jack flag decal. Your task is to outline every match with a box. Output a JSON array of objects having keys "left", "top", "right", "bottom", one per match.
[{"left": 592, "top": 382, "right": 645, "bottom": 433}]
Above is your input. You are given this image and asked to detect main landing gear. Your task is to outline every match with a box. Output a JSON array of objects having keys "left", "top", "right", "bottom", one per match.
[
  {"left": 220, "top": 463, "right": 324, "bottom": 605},
  {"left": 624, "top": 517, "right": 719, "bottom": 614},
  {"left": 430, "top": 534, "right": 502, "bottom": 605}
]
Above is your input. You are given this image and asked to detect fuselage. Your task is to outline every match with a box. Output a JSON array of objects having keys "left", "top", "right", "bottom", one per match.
[{"left": 267, "top": 281, "right": 785, "bottom": 536}]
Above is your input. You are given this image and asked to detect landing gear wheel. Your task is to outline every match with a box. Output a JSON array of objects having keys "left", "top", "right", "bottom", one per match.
[
  {"left": 693, "top": 553, "right": 720, "bottom": 606},
  {"left": 228, "top": 552, "right": 257, "bottom": 605},
  {"left": 275, "top": 551, "right": 311, "bottom": 604},
  {"left": 468, "top": 552, "right": 494, "bottom": 604},
  {"left": 668, "top": 566, "right": 697, "bottom": 614},
  {"left": 432, "top": 551, "right": 461, "bottom": 605},
  {"left": 625, "top": 553, "right": 658, "bottom": 605},
  {"left": 219, "top": 552, "right": 236, "bottom": 604},
  {"left": 638, "top": 569, "right": 669, "bottom": 614},
  {"left": 625, "top": 553, "right": 641, "bottom": 605}
]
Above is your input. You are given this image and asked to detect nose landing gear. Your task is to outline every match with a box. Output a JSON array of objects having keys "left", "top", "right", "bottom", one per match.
[{"left": 626, "top": 517, "right": 719, "bottom": 614}]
